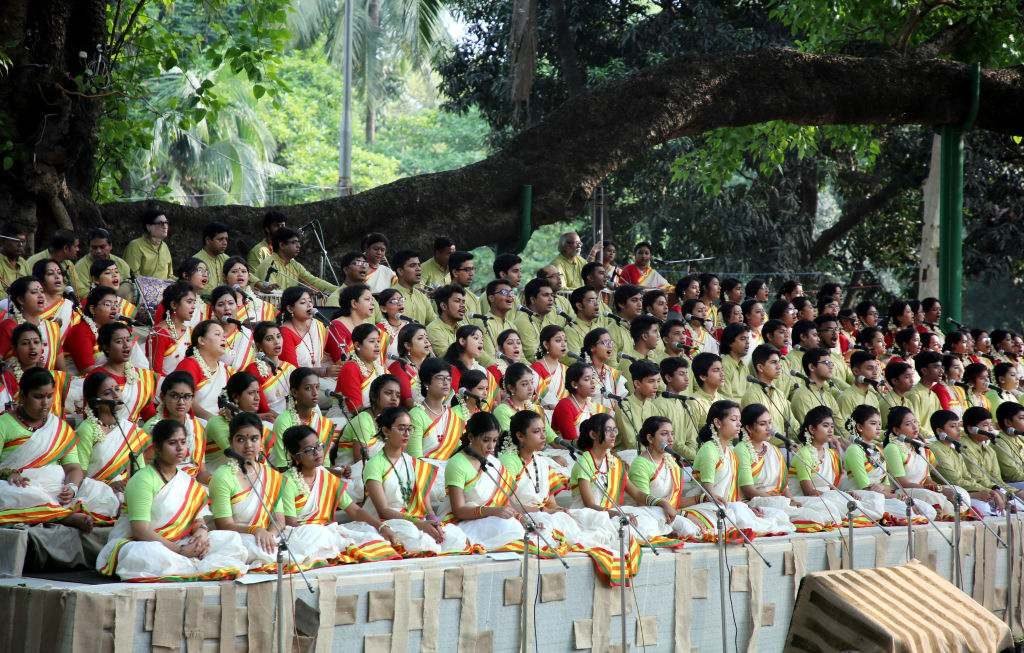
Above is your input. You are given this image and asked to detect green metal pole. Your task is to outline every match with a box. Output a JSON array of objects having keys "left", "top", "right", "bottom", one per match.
[
  {"left": 938, "top": 126, "right": 963, "bottom": 333},
  {"left": 519, "top": 185, "right": 533, "bottom": 252},
  {"left": 937, "top": 63, "right": 980, "bottom": 334}
]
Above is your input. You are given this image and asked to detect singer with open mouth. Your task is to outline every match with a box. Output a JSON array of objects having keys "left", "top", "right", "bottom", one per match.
[
  {"left": 209, "top": 286, "right": 255, "bottom": 371},
  {"left": 73, "top": 371, "right": 149, "bottom": 516}
]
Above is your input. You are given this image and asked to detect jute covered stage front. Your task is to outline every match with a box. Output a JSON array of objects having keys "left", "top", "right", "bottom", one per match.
[{"left": 1, "top": 520, "right": 1019, "bottom": 652}]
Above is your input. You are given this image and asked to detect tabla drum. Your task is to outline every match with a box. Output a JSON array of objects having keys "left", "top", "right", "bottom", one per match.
[{"left": 134, "top": 275, "right": 173, "bottom": 314}]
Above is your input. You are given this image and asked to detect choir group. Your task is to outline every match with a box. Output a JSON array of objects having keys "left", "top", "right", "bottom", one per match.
[{"left": 0, "top": 212, "right": 1022, "bottom": 584}]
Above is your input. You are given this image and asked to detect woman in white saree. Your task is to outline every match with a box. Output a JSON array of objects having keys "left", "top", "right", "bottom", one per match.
[
  {"left": 738, "top": 404, "right": 839, "bottom": 532},
  {"left": 210, "top": 412, "right": 333, "bottom": 572},
  {"left": 363, "top": 407, "right": 471, "bottom": 555},
  {"left": 96, "top": 418, "right": 248, "bottom": 581},
  {"left": 625, "top": 416, "right": 703, "bottom": 541},
  {"left": 209, "top": 286, "right": 255, "bottom": 371},
  {"left": 173, "top": 319, "right": 232, "bottom": 421},
  {"left": 281, "top": 424, "right": 400, "bottom": 565},
  {"left": 74, "top": 372, "right": 150, "bottom": 524},
  {"left": 0, "top": 368, "right": 118, "bottom": 531},
  {"left": 444, "top": 411, "right": 526, "bottom": 552},
  {"left": 142, "top": 371, "right": 209, "bottom": 484},
  {"left": 497, "top": 409, "right": 583, "bottom": 553},
  {"left": 882, "top": 406, "right": 967, "bottom": 518},
  {"left": 842, "top": 404, "right": 936, "bottom": 523},
  {"left": 687, "top": 400, "right": 792, "bottom": 539}
]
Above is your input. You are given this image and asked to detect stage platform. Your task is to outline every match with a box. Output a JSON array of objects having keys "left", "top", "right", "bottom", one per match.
[{"left": 2, "top": 518, "right": 1023, "bottom": 652}]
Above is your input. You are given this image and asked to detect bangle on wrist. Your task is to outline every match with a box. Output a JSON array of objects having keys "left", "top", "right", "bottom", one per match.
[{"left": 477, "top": 506, "right": 484, "bottom": 518}]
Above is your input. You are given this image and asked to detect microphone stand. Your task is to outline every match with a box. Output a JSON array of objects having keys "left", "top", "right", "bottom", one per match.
[
  {"left": 466, "top": 450, "right": 568, "bottom": 653},
  {"left": 238, "top": 458, "right": 314, "bottom": 653},
  {"left": 804, "top": 461, "right": 890, "bottom": 570},
  {"left": 103, "top": 402, "right": 140, "bottom": 479},
  {"left": 919, "top": 439, "right": 1008, "bottom": 589},
  {"left": 583, "top": 452, "right": 660, "bottom": 653},
  {"left": 871, "top": 447, "right": 953, "bottom": 560},
  {"left": 678, "top": 460, "right": 770, "bottom": 653},
  {"left": 298, "top": 220, "right": 341, "bottom": 287}
]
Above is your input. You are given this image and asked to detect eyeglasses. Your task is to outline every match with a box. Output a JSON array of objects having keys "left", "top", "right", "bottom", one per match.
[
  {"left": 493, "top": 288, "right": 515, "bottom": 297},
  {"left": 457, "top": 267, "right": 476, "bottom": 273},
  {"left": 352, "top": 260, "right": 369, "bottom": 268},
  {"left": 389, "top": 425, "right": 413, "bottom": 434},
  {"left": 168, "top": 392, "right": 193, "bottom": 402},
  {"left": 817, "top": 360, "right": 835, "bottom": 368},
  {"left": 604, "top": 427, "right": 619, "bottom": 435},
  {"left": 300, "top": 443, "right": 324, "bottom": 456}
]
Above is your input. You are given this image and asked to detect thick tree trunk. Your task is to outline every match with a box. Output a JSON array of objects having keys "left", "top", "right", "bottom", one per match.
[
  {"left": 29, "top": 48, "right": 1024, "bottom": 261},
  {"left": 0, "top": 0, "right": 106, "bottom": 245}
]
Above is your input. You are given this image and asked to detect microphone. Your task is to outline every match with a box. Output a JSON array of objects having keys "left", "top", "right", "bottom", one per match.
[
  {"left": 968, "top": 427, "right": 998, "bottom": 439},
  {"left": 264, "top": 263, "right": 278, "bottom": 283},
  {"left": 518, "top": 305, "right": 537, "bottom": 317},
  {"left": 855, "top": 375, "right": 880, "bottom": 388},
  {"left": 222, "top": 317, "right": 243, "bottom": 328},
  {"left": 231, "top": 283, "right": 252, "bottom": 301},
  {"left": 386, "top": 353, "right": 405, "bottom": 363},
  {"left": 63, "top": 286, "right": 76, "bottom": 298},
  {"left": 954, "top": 380, "right": 970, "bottom": 389},
  {"left": 469, "top": 313, "right": 491, "bottom": 321},
  {"left": 551, "top": 436, "right": 579, "bottom": 452},
  {"left": 897, "top": 433, "right": 929, "bottom": 449},
  {"left": 463, "top": 446, "right": 491, "bottom": 468},
  {"left": 660, "top": 391, "right": 694, "bottom": 402},
  {"left": 618, "top": 353, "right": 637, "bottom": 363},
  {"left": 671, "top": 342, "right": 685, "bottom": 351},
  {"left": 564, "top": 351, "right": 583, "bottom": 361},
  {"left": 746, "top": 375, "right": 767, "bottom": 388},
  {"left": 1008, "top": 428, "right": 1019, "bottom": 437},
  {"left": 602, "top": 389, "right": 626, "bottom": 403},
  {"left": 772, "top": 431, "right": 795, "bottom": 449},
  {"left": 398, "top": 315, "right": 413, "bottom": 323},
  {"left": 790, "top": 370, "right": 811, "bottom": 383},
  {"left": 255, "top": 352, "right": 277, "bottom": 373},
  {"left": 557, "top": 309, "right": 576, "bottom": 325},
  {"left": 948, "top": 318, "right": 965, "bottom": 329},
  {"left": 458, "top": 387, "right": 483, "bottom": 402},
  {"left": 93, "top": 399, "right": 124, "bottom": 408},
  {"left": 604, "top": 313, "right": 624, "bottom": 325},
  {"left": 988, "top": 383, "right": 1003, "bottom": 393},
  {"left": 115, "top": 315, "right": 146, "bottom": 328}
]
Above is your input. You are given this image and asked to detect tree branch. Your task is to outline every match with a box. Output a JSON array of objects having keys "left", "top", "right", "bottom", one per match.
[
  {"left": 98, "top": 48, "right": 1024, "bottom": 260},
  {"left": 803, "top": 179, "right": 913, "bottom": 264}
]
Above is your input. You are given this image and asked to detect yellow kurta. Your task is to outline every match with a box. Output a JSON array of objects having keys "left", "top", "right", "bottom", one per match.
[
  {"left": 123, "top": 237, "right": 174, "bottom": 280},
  {"left": 73, "top": 254, "right": 132, "bottom": 297},
  {"left": 470, "top": 311, "right": 517, "bottom": 367},
  {"left": 425, "top": 319, "right": 459, "bottom": 359},
  {"left": 0, "top": 256, "right": 29, "bottom": 299},
  {"left": 789, "top": 381, "right": 840, "bottom": 424},
  {"left": 246, "top": 239, "right": 273, "bottom": 271},
  {"left": 742, "top": 382, "right": 796, "bottom": 438},
  {"left": 255, "top": 252, "right": 338, "bottom": 295},
  {"left": 551, "top": 254, "right": 587, "bottom": 290},
  {"left": 720, "top": 354, "right": 750, "bottom": 403},
  {"left": 192, "top": 249, "right": 229, "bottom": 292},
  {"left": 419, "top": 257, "right": 450, "bottom": 289},
  {"left": 392, "top": 283, "right": 437, "bottom": 326}
]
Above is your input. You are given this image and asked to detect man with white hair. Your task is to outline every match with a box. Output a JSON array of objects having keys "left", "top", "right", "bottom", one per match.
[{"left": 551, "top": 231, "right": 587, "bottom": 291}]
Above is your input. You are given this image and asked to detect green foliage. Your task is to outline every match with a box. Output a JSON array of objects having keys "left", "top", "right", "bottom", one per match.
[
  {"left": 95, "top": 0, "right": 294, "bottom": 202},
  {"left": 373, "top": 108, "right": 490, "bottom": 176}
]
